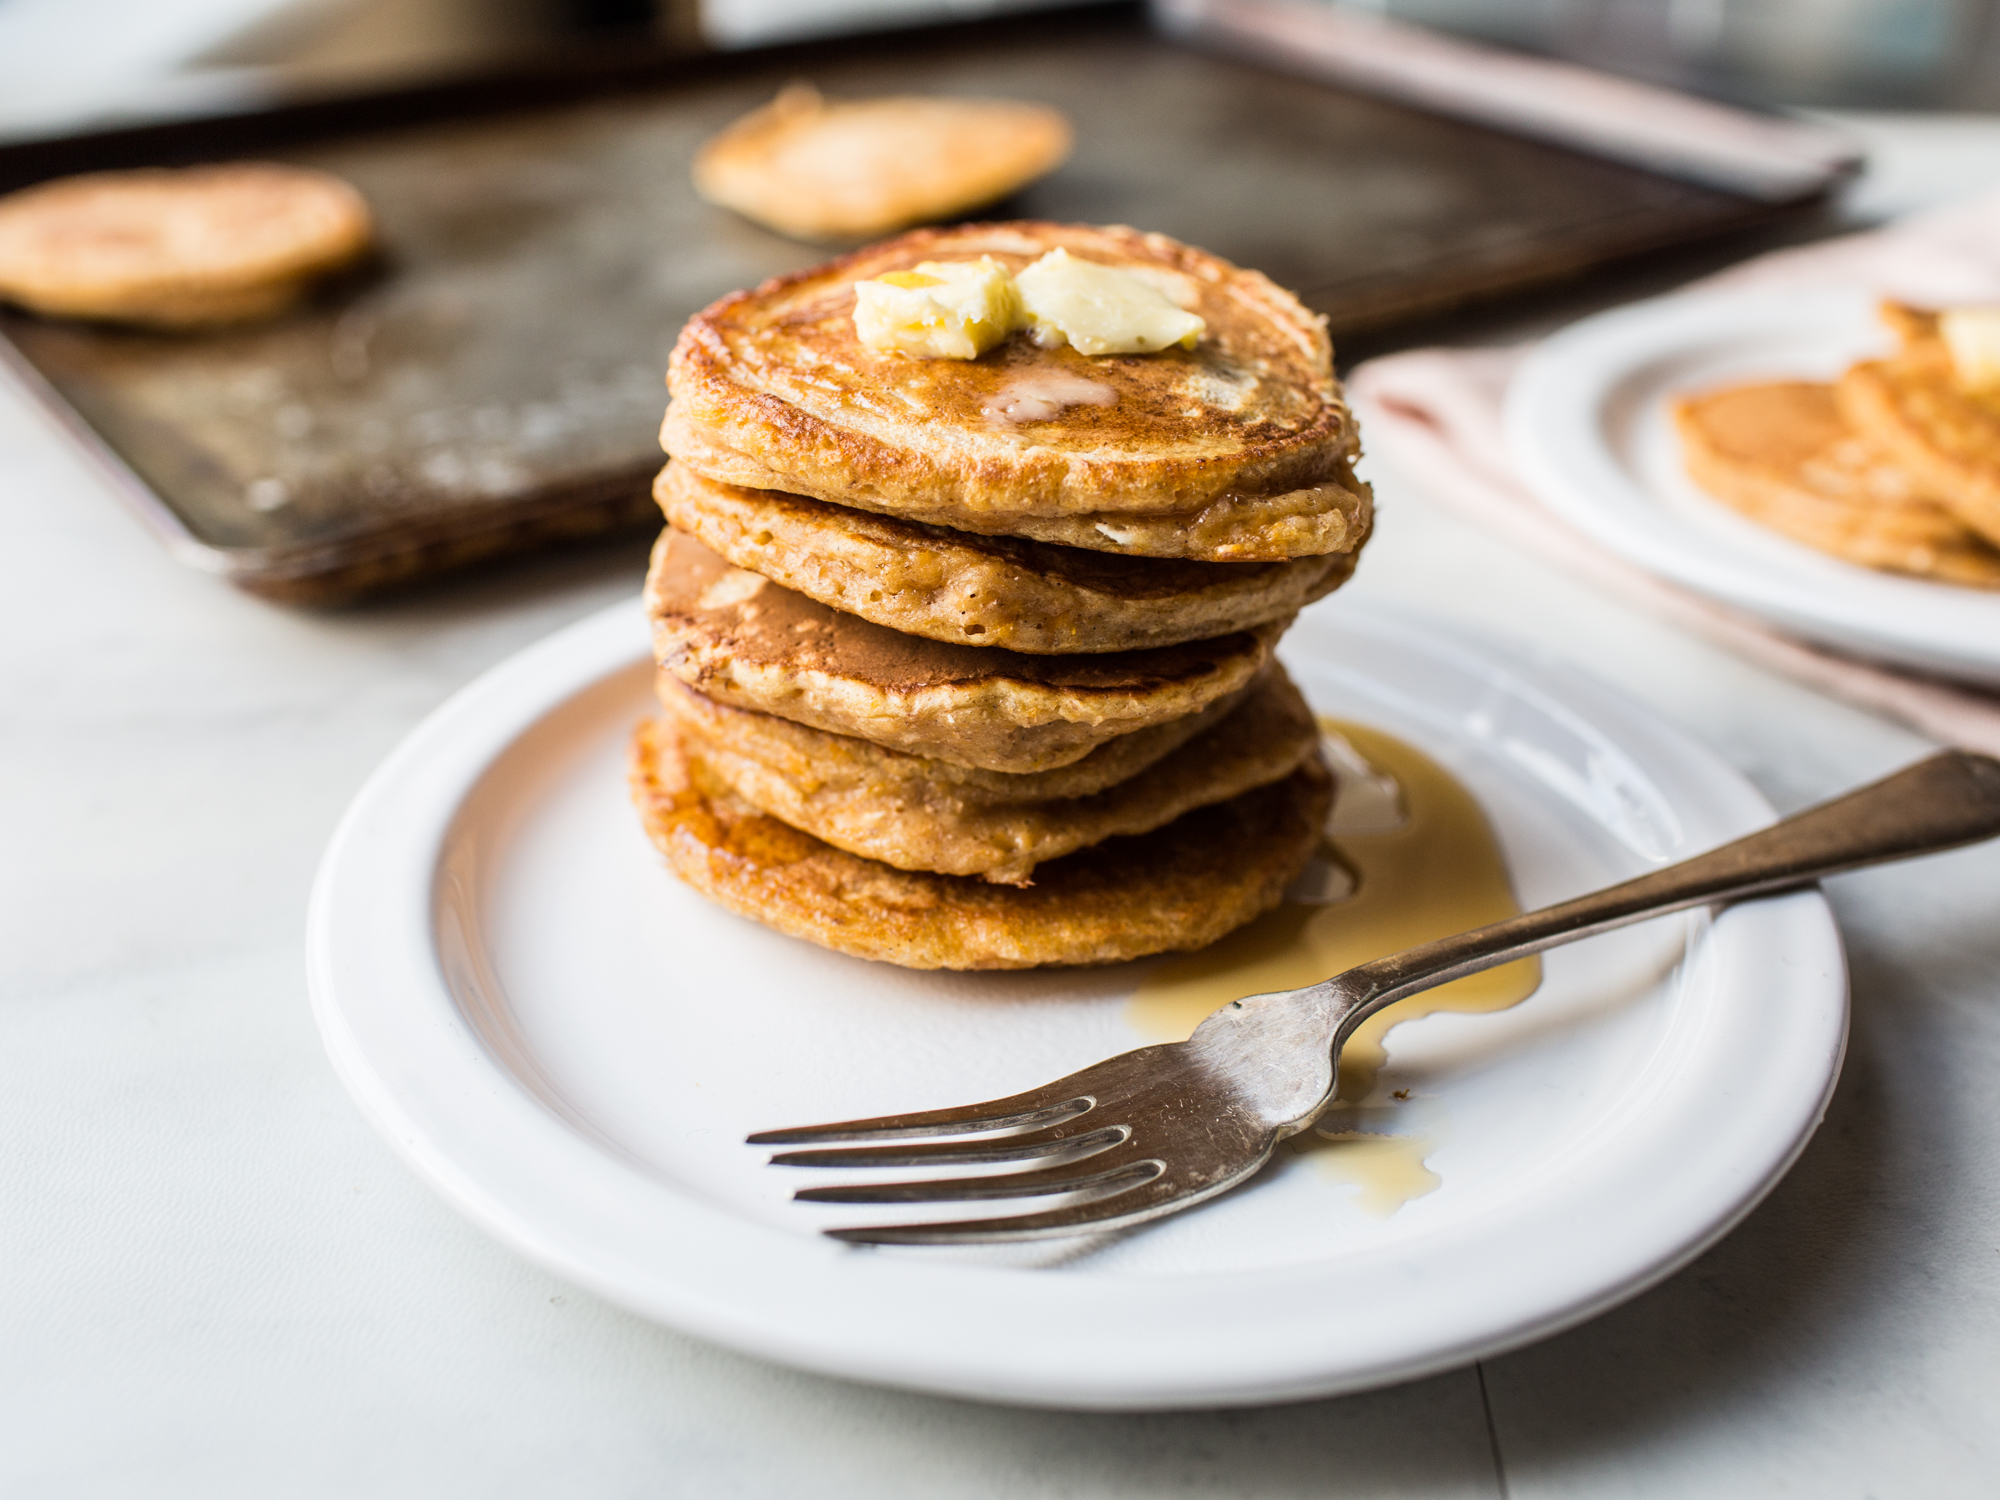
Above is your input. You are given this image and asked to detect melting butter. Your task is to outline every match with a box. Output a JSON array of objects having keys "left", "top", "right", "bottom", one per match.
[
  {"left": 1127, "top": 720, "right": 1541, "bottom": 1213},
  {"left": 852, "top": 250, "right": 1203, "bottom": 359},
  {"left": 1941, "top": 306, "right": 2000, "bottom": 391},
  {"left": 981, "top": 370, "right": 1118, "bottom": 425},
  {"left": 696, "top": 567, "right": 767, "bottom": 610},
  {"left": 1015, "top": 248, "right": 1205, "bottom": 356},
  {"left": 851, "top": 257, "right": 1021, "bottom": 360}
]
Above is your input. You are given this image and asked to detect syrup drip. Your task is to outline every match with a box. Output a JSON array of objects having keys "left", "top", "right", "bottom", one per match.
[
  {"left": 1127, "top": 720, "right": 1541, "bottom": 1215},
  {"left": 1297, "top": 1129, "right": 1443, "bottom": 1217}
]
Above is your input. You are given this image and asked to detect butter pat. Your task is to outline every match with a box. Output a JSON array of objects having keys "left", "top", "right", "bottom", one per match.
[
  {"left": 1941, "top": 306, "right": 2000, "bottom": 391},
  {"left": 852, "top": 257, "right": 1022, "bottom": 359},
  {"left": 1014, "top": 248, "right": 1204, "bottom": 356}
]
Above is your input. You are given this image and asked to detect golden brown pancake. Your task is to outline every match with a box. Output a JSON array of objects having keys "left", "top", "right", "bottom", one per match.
[
  {"left": 645, "top": 528, "right": 1285, "bottom": 772},
  {"left": 1676, "top": 380, "right": 2000, "bottom": 588},
  {"left": 664, "top": 413, "right": 1370, "bottom": 563},
  {"left": 1837, "top": 303, "right": 2000, "bottom": 551},
  {"left": 655, "top": 460, "right": 1363, "bottom": 652},
  {"left": 657, "top": 667, "right": 1254, "bottom": 803},
  {"left": 630, "top": 715, "right": 1331, "bottom": 969},
  {"left": 663, "top": 222, "right": 1366, "bottom": 562},
  {"left": 657, "top": 665, "right": 1317, "bottom": 885},
  {"left": 0, "top": 163, "right": 372, "bottom": 328},
  {"left": 692, "top": 85, "right": 1072, "bottom": 242}
]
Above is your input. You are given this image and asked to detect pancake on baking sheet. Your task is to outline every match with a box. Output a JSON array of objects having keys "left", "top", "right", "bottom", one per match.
[
  {"left": 657, "top": 665, "right": 1317, "bottom": 885},
  {"left": 1676, "top": 380, "right": 2000, "bottom": 588},
  {"left": 655, "top": 460, "right": 1365, "bottom": 653},
  {"left": 645, "top": 528, "right": 1285, "bottom": 773},
  {"left": 662, "top": 222, "right": 1367, "bottom": 562},
  {"left": 692, "top": 85, "right": 1072, "bottom": 243},
  {"left": 0, "top": 164, "right": 372, "bottom": 328},
  {"left": 1837, "top": 302, "right": 2000, "bottom": 551},
  {"left": 630, "top": 716, "right": 1331, "bottom": 969}
]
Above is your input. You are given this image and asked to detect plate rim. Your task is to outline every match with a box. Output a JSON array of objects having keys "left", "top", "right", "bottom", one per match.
[
  {"left": 1504, "top": 285, "right": 2000, "bottom": 684},
  {"left": 307, "top": 597, "right": 1847, "bottom": 1410}
]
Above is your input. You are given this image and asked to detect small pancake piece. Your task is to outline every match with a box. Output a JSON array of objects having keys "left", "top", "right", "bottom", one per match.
[
  {"left": 1838, "top": 303, "right": 2000, "bottom": 550},
  {"left": 664, "top": 222, "right": 1365, "bottom": 561},
  {"left": 655, "top": 460, "right": 1363, "bottom": 652},
  {"left": 631, "top": 716, "right": 1331, "bottom": 969},
  {"left": 1677, "top": 380, "right": 2000, "bottom": 588},
  {"left": 0, "top": 163, "right": 372, "bottom": 328},
  {"left": 646, "top": 528, "right": 1284, "bottom": 772},
  {"left": 658, "top": 666, "right": 1317, "bottom": 884},
  {"left": 692, "top": 86, "right": 1071, "bottom": 242}
]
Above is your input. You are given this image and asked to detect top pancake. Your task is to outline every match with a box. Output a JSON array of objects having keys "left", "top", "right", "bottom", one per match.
[
  {"left": 0, "top": 163, "right": 372, "bottom": 328},
  {"left": 1837, "top": 302, "right": 2000, "bottom": 550},
  {"left": 663, "top": 222, "right": 1364, "bottom": 561}
]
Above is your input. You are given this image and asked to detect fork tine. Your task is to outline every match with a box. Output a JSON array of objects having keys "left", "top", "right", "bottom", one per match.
[
  {"left": 824, "top": 1166, "right": 1238, "bottom": 1245},
  {"left": 794, "top": 1154, "right": 1163, "bottom": 1205},
  {"left": 746, "top": 1091, "right": 1094, "bottom": 1147},
  {"left": 747, "top": 1044, "right": 1188, "bottom": 1147},
  {"left": 769, "top": 1123, "right": 1126, "bottom": 1171}
]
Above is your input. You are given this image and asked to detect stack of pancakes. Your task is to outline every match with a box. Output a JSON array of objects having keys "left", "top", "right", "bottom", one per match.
[
  {"left": 1676, "top": 302, "right": 2000, "bottom": 588},
  {"left": 630, "top": 223, "right": 1372, "bottom": 969}
]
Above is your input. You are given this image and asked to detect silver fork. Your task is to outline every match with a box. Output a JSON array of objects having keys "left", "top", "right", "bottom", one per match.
[{"left": 750, "top": 750, "right": 2000, "bottom": 1245}]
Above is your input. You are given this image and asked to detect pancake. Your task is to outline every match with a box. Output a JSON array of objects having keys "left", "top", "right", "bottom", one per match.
[
  {"left": 0, "top": 163, "right": 372, "bottom": 328},
  {"left": 655, "top": 460, "right": 1364, "bottom": 652},
  {"left": 692, "top": 86, "right": 1072, "bottom": 242},
  {"left": 1837, "top": 303, "right": 2000, "bottom": 550},
  {"left": 1676, "top": 380, "right": 2000, "bottom": 588},
  {"left": 662, "top": 221, "right": 1367, "bottom": 561},
  {"left": 630, "top": 716, "right": 1331, "bottom": 969},
  {"left": 657, "top": 667, "right": 1255, "bottom": 802},
  {"left": 665, "top": 414, "right": 1370, "bottom": 562},
  {"left": 645, "top": 528, "right": 1284, "bottom": 772},
  {"left": 657, "top": 665, "right": 1317, "bottom": 885}
]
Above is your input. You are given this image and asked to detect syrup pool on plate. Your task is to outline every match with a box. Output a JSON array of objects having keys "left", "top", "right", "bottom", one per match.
[{"left": 1128, "top": 721, "right": 1542, "bottom": 1214}]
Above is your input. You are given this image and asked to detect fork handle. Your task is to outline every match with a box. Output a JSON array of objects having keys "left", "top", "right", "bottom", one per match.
[{"left": 1330, "top": 749, "right": 2000, "bottom": 1032}]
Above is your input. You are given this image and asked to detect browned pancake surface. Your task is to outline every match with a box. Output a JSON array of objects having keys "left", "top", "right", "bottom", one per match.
[
  {"left": 645, "top": 528, "right": 1282, "bottom": 771},
  {"left": 655, "top": 460, "right": 1361, "bottom": 652},
  {"left": 659, "top": 665, "right": 1317, "bottom": 884},
  {"left": 654, "top": 668, "right": 1251, "bottom": 801},
  {"left": 630, "top": 716, "right": 1330, "bottom": 969}
]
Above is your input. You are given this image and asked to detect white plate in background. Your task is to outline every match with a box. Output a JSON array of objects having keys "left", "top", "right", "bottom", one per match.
[
  {"left": 1507, "top": 288, "right": 2000, "bottom": 685},
  {"left": 307, "top": 597, "right": 1845, "bottom": 1409}
]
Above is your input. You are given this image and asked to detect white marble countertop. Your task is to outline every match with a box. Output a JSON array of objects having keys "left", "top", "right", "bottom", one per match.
[{"left": 4, "top": 113, "right": 1999, "bottom": 1499}]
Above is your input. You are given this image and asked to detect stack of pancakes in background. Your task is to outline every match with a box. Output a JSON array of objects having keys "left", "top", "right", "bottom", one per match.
[
  {"left": 1676, "top": 302, "right": 2000, "bottom": 588},
  {"left": 630, "top": 223, "right": 1372, "bottom": 969}
]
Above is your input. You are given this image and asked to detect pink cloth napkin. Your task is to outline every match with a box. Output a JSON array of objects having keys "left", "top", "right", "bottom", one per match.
[{"left": 1346, "top": 193, "right": 2000, "bottom": 757}]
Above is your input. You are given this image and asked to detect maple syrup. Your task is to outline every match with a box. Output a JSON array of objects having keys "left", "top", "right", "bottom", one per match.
[{"left": 1128, "top": 720, "right": 1540, "bottom": 1215}]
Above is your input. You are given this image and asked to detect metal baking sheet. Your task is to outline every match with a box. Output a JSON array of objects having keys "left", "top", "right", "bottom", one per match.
[{"left": 0, "top": 3, "right": 1821, "bottom": 600}]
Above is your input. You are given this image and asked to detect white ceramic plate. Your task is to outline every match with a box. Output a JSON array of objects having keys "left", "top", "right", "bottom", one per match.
[
  {"left": 1506, "top": 288, "right": 2000, "bottom": 685},
  {"left": 307, "top": 598, "right": 1845, "bottom": 1410}
]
